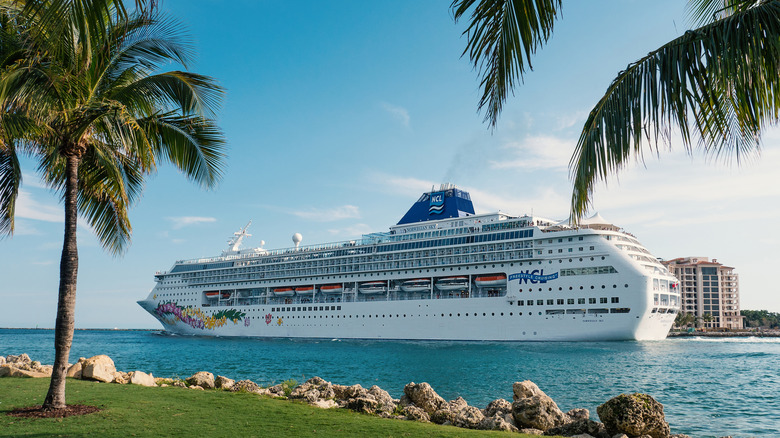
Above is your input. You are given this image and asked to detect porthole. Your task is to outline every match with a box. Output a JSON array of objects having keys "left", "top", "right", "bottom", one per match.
[{"left": 579, "top": 286, "right": 584, "bottom": 290}]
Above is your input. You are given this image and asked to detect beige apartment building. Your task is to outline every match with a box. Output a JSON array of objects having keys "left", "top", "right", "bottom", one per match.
[{"left": 661, "top": 257, "right": 743, "bottom": 329}]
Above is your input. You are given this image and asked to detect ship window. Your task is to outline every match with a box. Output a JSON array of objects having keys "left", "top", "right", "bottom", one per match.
[
  {"left": 611, "top": 297, "right": 619, "bottom": 303},
  {"left": 547, "top": 299, "right": 554, "bottom": 305},
  {"left": 600, "top": 297, "right": 608, "bottom": 304},
  {"left": 567, "top": 299, "right": 574, "bottom": 304},
  {"left": 610, "top": 307, "right": 630, "bottom": 313},
  {"left": 589, "top": 298, "right": 596, "bottom": 304},
  {"left": 578, "top": 298, "right": 585, "bottom": 304},
  {"left": 537, "top": 300, "right": 544, "bottom": 305}
]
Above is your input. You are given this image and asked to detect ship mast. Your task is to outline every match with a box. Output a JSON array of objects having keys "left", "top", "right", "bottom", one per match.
[{"left": 227, "top": 221, "right": 252, "bottom": 252}]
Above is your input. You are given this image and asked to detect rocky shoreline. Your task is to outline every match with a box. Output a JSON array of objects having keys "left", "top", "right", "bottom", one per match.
[
  {"left": 1, "top": 353, "right": 732, "bottom": 438},
  {"left": 667, "top": 330, "right": 780, "bottom": 337}
]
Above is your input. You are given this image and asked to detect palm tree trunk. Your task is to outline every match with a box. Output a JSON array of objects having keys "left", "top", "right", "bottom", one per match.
[{"left": 43, "top": 154, "right": 80, "bottom": 410}]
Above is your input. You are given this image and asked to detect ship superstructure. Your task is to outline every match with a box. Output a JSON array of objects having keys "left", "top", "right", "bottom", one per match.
[{"left": 138, "top": 184, "right": 680, "bottom": 340}]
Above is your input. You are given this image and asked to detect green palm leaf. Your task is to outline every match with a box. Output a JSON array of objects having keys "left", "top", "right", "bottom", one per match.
[
  {"left": 452, "top": 0, "right": 562, "bottom": 127},
  {"left": 570, "top": 0, "right": 780, "bottom": 221}
]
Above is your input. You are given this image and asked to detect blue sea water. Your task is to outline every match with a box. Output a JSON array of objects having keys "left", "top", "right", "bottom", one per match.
[{"left": 1, "top": 329, "right": 778, "bottom": 437}]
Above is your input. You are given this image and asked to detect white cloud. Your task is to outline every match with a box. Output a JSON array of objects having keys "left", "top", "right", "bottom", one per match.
[
  {"left": 166, "top": 216, "right": 217, "bottom": 229},
  {"left": 15, "top": 190, "right": 62, "bottom": 222},
  {"left": 489, "top": 135, "right": 575, "bottom": 170},
  {"left": 292, "top": 205, "right": 361, "bottom": 222},
  {"left": 555, "top": 110, "right": 588, "bottom": 130},
  {"left": 380, "top": 102, "right": 410, "bottom": 127}
]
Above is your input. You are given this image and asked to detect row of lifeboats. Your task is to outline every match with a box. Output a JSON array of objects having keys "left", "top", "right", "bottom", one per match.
[{"left": 266, "top": 275, "right": 507, "bottom": 297}]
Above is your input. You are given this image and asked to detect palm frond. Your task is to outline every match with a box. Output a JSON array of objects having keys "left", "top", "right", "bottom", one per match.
[
  {"left": 686, "top": 0, "right": 756, "bottom": 26},
  {"left": 140, "top": 113, "right": 226, "bottom": 189},
  {"left": 569, "top": 0, "right": 780, "bottom": 222},
  {"left": 113, "top": 71, "right": 224, "bottom": 118},
  {"left": 0, "top": 139, "right": 21, "bottom": 236},
  {"left": 452, "top": 0, "right": 562, "bottom": 127}
]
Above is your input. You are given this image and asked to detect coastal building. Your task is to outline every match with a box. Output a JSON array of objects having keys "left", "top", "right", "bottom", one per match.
[{"left": 661, "top": 257, "right": 743, "bottom": 329}]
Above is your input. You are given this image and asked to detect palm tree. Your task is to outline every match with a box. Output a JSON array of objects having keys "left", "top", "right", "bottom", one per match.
[
  {"left": 453, "top": 0, "right": 780, "bottom": 221},
  {"left": 0, "top": 0, "right": 226, "bottom": 410}
]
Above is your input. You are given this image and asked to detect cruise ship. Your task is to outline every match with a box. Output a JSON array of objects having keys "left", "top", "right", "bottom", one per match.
[{"left": 138, "top": 184, "right": 680, "bottom": 341}]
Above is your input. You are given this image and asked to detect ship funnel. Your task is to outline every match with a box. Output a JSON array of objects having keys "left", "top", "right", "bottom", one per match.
[{"left": 292, "top": 233, "right": 302, "bottom": 249}]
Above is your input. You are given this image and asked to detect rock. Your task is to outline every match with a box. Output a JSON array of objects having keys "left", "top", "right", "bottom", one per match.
[
  {"left": 513, "top": 380, "right": 548, "bottom": 401},
  {"left": 129, "top": 371, "right": 156, "bottom": 387},
  {"left": 186, "top": 371, "right": 215, "bottom": 389},
  {"left": 67, "top": 358, "right": 87, "bottom": 378},
  {"left": 112, "top": 371, "right": 130, "bottom": 384},
  {"left": 570, "top": 434, "right": 596, "bottom": 438},
  {"left": 368, "top": 385, "right": 396, "bottom": 415},
  {"left": 402, "top": 405, "right": 431, "bottom": 422},
  {"left": 6, "top": 354, "right": 31, "bottom": 366},
  {"left": 612, "top": 434, "right": 629, "bottom": 438},
  {"left": 544, "top": 419, "right": 607, "bottom": 437},
  {"left": 451, "top": 404, "right": 485, "bottom": 429},
  {"left": 231, "top": 379, "right": 270, "bottom": 395},
  {"left": 346, "top": 397, "right": 379, "bottom": 414},
  {"left": 597, "top": 393, "right": 670, "bottom": 438},
  {"left": 173, "top": 381, "right": 187, "bottom": 388},
  {"left": 568, "top": 408, "right": 590, "bottom": 421},
  {"left": 81, "top": 355, "right": 117, "bottom": 383},
  {"left": 670, "top": 435, "right": 692, "bottom": 438},
  {"left": 215, "top": 375, "right": 235, "bottom": 390},
  {"left": 430, "top": 408, "right": 453, "bottom": 425},
  {"left": 0, "top": 365, "right": 11, "bottom": 377},
  {"left": 512, "top": 395, "right": 570, "bottom": 431},
  {"left": 484, "top": 398, "right": 513, "bottom": 417},
  {"left": 189, "top": 385, "right": 205, "bottom": 390},
  {"left": 478, "top": 414, "right": 519, "bottom": 432},
  {"left": 267, "top": 383, "right": 287, "bottom": 397},
  {"left": 333, "top": 383, "right": 368, "bottom": 400},
  {"left": 311, "top": 399, "right": 338, "bottom": 409},
  {"left": 403, "top": 382, "right": 447, "bottom": 415},
  {"left": 0, "top": 356, "right": 5, "bottom": 366},
  {"left": 520, "top": 428, "right": 545, "bottom": 435}
]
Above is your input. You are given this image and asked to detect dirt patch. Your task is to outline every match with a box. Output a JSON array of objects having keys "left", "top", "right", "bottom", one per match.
[{"left": 7, "top": 405, "right": 101, "bottom": 418}]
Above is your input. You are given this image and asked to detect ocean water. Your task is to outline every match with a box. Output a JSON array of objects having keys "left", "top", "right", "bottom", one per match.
[{"left": 1, "top": 329, "right": 778, "bottom": 437}]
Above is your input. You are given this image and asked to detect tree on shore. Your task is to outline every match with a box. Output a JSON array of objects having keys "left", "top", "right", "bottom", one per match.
[
  {"left": 0, "top": 0, "right": 226, "bottom": 410},
  {"left": 741, "top": 310, "right": 780, "bottom": 328},
  {"left": 674, "top": 312, "right": 696, "bottom": 329},
  {"left": 452, "top": 0, "right": 780, "bottom": 221}
]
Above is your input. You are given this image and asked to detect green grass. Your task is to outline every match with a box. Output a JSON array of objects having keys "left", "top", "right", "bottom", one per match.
[{"left": 0, "top": 378, "right": 536, "bottom": 438}]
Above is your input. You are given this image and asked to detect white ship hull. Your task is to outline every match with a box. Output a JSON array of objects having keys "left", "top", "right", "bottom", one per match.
[{"left": 139, "top": 185, "right": 680, "bottom": 341}]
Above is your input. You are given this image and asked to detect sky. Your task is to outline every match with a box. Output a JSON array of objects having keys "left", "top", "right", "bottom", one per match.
[{"left": 2, "top": 0, "right": 779, "bottom": 329}]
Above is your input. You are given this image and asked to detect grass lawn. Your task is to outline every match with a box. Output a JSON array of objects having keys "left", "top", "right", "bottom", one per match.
[{"left": 0, "top": 378, "right": 545, "bottom": 438}]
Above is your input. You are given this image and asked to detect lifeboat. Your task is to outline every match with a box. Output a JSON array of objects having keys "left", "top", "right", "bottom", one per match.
[
  {"left": 474, "top": 274, "right": 507, "bottom": 287},
  {"left": 204, "top": 291, "right": 219, "bottom": 298},
  {"left": 320, "top": 284, "right": 344, "bottom": 294},
  {"left": 220, "top": 292, "right": 231, "bottom": 299},
  {"left": 295, "top": 286, "right": 315, "bottom": 296},
  {"left": 400, "top": 278, "right": 431, "bottom": 293},
  {"left": 435, "top": 276, "right": 469, "bottom": 291},
  {"left": 273, "top": 287, "right": 295, "bottom": 297},
  {"left": 359, "top": 281, "right": 386, "bottom": 295}
]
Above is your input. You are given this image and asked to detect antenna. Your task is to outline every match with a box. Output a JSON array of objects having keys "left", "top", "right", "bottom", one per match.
[{"left": 227, "top": 221, "right": 252, "bottom": 252}]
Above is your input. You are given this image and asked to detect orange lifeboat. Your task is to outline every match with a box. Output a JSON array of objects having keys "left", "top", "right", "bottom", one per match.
[{"left": 474, "top": 274, "right": 507, "bottom": 287}]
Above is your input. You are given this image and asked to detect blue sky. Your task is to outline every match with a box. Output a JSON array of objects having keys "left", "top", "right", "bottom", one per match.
[{"left": 3, "top": 0, "right": 779, "bottom": 329}]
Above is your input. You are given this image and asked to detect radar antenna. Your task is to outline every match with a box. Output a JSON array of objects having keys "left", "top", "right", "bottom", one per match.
[{"left": 227, "top": 221, "right": 252, "bottom": 252}]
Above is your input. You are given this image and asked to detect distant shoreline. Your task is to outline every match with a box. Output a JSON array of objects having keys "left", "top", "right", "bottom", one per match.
[{"left": 667, "top": 330, "right": 780, "bottom": 338}]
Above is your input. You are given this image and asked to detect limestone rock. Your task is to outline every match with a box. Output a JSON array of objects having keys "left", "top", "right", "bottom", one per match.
[
  {"left": 568, "top": 408, "right": 590, "bottom": 421},
  {"left": 215, "top": 375, "right": 235, "bottom": 390},
  {"left": 0, "top": 365, "right": 11, "bottom": 377},
  {"left": 190, "top": 385, "right": 205, "bottom": 390},
  {"left": 513, "top": 380, "right": 548, "bottom": 401},
  {"left": 597, "top": 393, "right": 670, "bottom": 438},
  {"left": 520, "top": 428, "right": 545, "bottom": 435},
  {"left": 333, "top": 383, "right": 368, "bottom": 400},
  {"left": 402, "top": 405, "right": 431, "bottom": 422},
  {"left": 82, "top": 355, "right": 117, "bottom": 383},
  {"left": 346, "top": 397, "right": 379, "bottom": 414},
  {"left": 484, "top": 398, "right": 513, "bottom": 417},
  {"left": 6, "top": 354, "right": 31, "bottom": 366},
  {"left": 0, "top": 356, "right": 5, "bottom": 366},
  {"left": 1, "top": 365, "right": 49, "bottom": 378},
  {"left": 186, "top": 371, "right": 215, "bottom": 389},
  {"left": 311, "top": 399, "right": 338, "bottom": 409},
  {"left": 403, "top": 382, "right": 447, "bottom": 415},
  {"left": 67, "top": 359, "right": 84, "bottom": 378},
  {"left": 368, "top": 385, "right": 396, "bottom": 415},
  {"left": 430, "top": 408, "right": 453, "bottom": 425},
  {"left": 544, "top": 419, "right": 607, "bottom": 437},
  {"left": 231, "top": 379, "right": 263, "bottom": 394},
  {"left": 451, "top": 404, "right": 485, "bottom": 429},
  {"left": 173, "top": 381, "right": 187, "bottom": 388},
  {"left": 129, "top": 371, "right": 156, "bottom": 387},
  {"left": 512, "top": 394, "right": 569, "bottom": 431},
  {"left": 478, "top": 414, "right": 519, "bottom": 432},
  {"left": 112, "top": 371, "right": 130, "bottom": 384}
]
